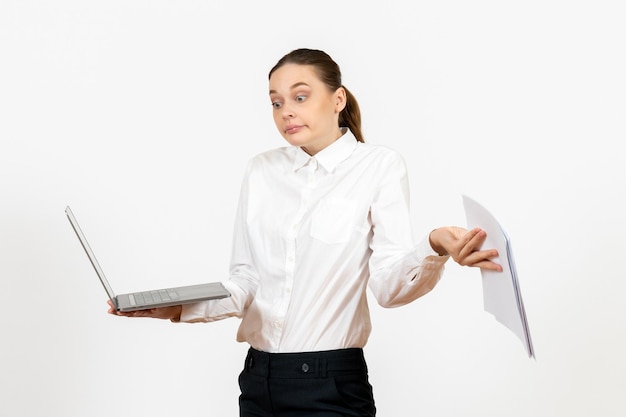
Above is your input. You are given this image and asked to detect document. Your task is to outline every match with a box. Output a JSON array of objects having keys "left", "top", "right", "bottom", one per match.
[{"left": 462, "top": 195, "right": 535, "bottom": 358}]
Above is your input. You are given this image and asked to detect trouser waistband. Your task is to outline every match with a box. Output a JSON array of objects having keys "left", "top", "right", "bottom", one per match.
[{"left": 244, "top": 347, "right": 368, "bottom": 379}]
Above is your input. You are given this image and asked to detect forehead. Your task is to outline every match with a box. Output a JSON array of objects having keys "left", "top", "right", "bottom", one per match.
[{"left": 269, "top": 64, "right": 323, "bottom": 93}]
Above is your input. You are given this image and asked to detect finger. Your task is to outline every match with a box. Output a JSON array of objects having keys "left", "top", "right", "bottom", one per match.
[
  {"left": 455, "top": 246, "right": 495, "bottom": 266},
  {"left": 472, "top": 260, "right": 503, "bottom": 272},
  {"left": 455, "top": 228, "right": 485, "bottom": 259},
  {"left": 459, "top": 229, "right": 493, "bottom": 263},
  {"left": 465, "top": 228, "right": 487, "bottom": 249},
  {"left": 468, "top": 248, "right": 498, "bottom": 263},
  {"left": 464, "top": 249, "right": 502, "bottom": 271},
  {"left": 107, "top": 300, "right": 120, "bottom": 315},
  {"left": 463, "top": 227, "right": 483, "bottom": 243}
]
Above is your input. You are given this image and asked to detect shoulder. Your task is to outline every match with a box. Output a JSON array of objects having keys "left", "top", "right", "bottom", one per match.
[
  {"left": 354, "top": 141, "right": 408, "bottom": 170},
  {"left": 247, "top": 145, "right": 294, "bottom": 167}
]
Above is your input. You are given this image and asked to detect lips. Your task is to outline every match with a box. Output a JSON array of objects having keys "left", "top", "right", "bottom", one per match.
[{"left": 285, "top": 124, "right": 303, "bottom": 135}]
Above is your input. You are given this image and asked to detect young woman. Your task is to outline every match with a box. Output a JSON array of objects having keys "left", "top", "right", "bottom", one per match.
[{"left": 108, "top": 48, "right": 502, "bottom": 417}]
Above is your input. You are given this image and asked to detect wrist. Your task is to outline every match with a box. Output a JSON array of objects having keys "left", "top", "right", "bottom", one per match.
[{"left": 429, "top": 228, "right": 448, "bottom": 256}]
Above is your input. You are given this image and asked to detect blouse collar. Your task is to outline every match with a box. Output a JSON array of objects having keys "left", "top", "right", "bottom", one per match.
[{"left": 292, "top": 129, "right": 358, "bottom": 173}]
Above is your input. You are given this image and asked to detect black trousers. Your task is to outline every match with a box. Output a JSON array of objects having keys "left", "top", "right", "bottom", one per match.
[{"left": 238, "top": 347, "right": 376, "bottom": 417}]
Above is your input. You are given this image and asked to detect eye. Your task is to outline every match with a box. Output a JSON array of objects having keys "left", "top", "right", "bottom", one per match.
[
  {"left": 295, "top": 95, "right": 307, "bottom": 102},
  {"left": 271, "top": 101, "right": 283, "bottom": 109}
]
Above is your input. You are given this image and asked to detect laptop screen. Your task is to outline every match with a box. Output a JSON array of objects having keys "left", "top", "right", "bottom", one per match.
[{"left": 66, "top": 206, "right": 118, "bottom": 304}]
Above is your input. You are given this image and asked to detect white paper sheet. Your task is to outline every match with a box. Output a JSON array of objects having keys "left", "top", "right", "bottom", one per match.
[{"left": 462, "top": 195, "right": 535, "bottom": 358}]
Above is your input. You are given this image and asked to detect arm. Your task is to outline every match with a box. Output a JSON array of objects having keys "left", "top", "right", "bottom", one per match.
[
  {"left": 367, "top": 152, "right": 449, "bottom": 307},
  {"left": 367, "top": 152, "right": 501, "bottom": 308},
  {"left": 106, "top": 161, "right": 261, "bottom": 323},
  {"left": 177, "top": 160, "right": 260, "bottom": 323}
]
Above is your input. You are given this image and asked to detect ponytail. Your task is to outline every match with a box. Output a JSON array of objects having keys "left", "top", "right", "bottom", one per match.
[{"left": 339, "top": 86, "right": 364, "bottom": 143}]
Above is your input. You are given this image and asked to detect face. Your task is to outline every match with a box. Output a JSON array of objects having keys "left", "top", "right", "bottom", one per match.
[{"left": 269, "top": 64, "right": 346, "bottom": 155}]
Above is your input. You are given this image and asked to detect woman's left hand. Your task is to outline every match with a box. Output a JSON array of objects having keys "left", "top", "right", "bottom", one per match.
[{"left": 429, "top": 226, "right": 503, "bottom": 271}]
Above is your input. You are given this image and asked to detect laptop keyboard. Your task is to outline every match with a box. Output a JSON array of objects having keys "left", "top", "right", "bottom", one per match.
[{"left": 129, "top": 289, "right": 179, "bottom": 306}]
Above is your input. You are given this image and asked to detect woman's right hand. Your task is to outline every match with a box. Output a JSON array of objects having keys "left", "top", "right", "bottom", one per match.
[{"left": 107, "top": 300, "right": 183, "bottom": 321}]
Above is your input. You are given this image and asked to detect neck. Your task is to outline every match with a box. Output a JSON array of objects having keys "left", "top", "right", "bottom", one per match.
[{"left": 302, "top": 128, "right": 345, "bottom": 156}]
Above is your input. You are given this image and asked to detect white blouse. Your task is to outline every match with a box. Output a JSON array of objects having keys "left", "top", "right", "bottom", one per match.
[{"left": 179, "top": 130, "right": 449, "bottom": 353}]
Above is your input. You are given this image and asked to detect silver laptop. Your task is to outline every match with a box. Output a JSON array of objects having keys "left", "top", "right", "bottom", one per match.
[{"left": 66, "top": 206, "right": 231, "bottom": 312}]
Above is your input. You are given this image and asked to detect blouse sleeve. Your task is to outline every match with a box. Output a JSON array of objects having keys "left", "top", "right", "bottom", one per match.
[{"left": 367, "top": 151, "right": 450, "bottom": 308}]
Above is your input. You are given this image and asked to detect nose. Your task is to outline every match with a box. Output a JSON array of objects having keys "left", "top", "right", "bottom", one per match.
[{"left": 281, "top": 104, "right": 295, "bottom": 120}]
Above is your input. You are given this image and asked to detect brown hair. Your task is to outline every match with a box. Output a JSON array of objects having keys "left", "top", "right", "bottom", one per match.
[{"left": 269, "top": 48, "right": 364, "bottom": 143}]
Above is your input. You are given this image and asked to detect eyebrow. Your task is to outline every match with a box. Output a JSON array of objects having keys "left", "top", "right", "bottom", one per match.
[{"left": 269, "top": 82, "right": 311, "bottom": 95}]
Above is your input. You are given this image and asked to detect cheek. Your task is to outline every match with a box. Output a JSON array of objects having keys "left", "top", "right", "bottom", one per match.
[
  {"left": 311, "top": 103, "right": 336, "bottom": 127},
  {"left": 272, "top": 112, "right": 281, "bottom": 127},
  {"left": 272, "top": 113, "right": 288, "bottom": 136}
]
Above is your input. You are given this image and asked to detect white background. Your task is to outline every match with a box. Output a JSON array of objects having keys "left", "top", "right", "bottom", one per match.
[{"left": 1, "top": 1, "right": 625, "bottom": 416}]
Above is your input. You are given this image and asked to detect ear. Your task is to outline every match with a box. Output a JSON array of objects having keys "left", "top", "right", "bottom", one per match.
[{"left": 334, "top": 87, "right": 347, "bottom": 113}]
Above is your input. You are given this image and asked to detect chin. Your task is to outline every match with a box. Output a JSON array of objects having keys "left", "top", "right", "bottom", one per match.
[{"left": 283, "top": 134, "right": 309, "bottom": 148}]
